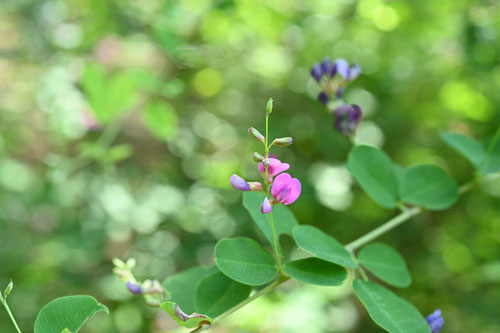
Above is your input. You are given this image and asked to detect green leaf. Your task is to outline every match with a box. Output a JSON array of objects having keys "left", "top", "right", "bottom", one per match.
[
  {"left": 163, "top": 266, "right": 217, "bottom": 314},
  {"left": 195, "top": 271, "right": 251, "bottom": 317},
  {"left": 347, "top": 145, "right": 400, "bottom": 209},
  {"left": 358, "top": 243, "right": 411, "bottom": 288},
  {"left": 353, "top": 280, "right": 430, "bottom": 333},
  {"left": 292, "top": 225, "right": 358, "bottom": 268},
  {"left": 440, "top": 131, "right": 500, "bottom": 174},
  {"left": 142, "top": 101, "right": 178, "bottom": 141},
  {"left": 34, "top": 295, "right": 109, "bottom": 333},
  {"left": 215, "top": 237, "right": 277, "bottom": 286},
  {"left": 243, "top": 192, "right": 298, "bottom": 250},
  {"left": 401, "top": 164, "right": 459, "bottom": 210},
  {"left": 283, "top": 258, "right": 347, "bottom": 286},
  {"left": 160, "top": 301, "right": 213, "bottom": 329},
  {"left": 440, "top": 131, "right": 485, "bottom": 167},
  {"left": 482, "top": 135, "right": 500, "bottom": 174}
]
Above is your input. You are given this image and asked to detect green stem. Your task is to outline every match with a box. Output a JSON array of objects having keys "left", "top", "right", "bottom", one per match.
[
  {"left": 345, "top": 206, "right": 422, "bottom": 252},
  {"left": 264, "top": 113, "right": 283, "bottom": 272},
  {"left": 1, "top": 299, "right": 22, "bottom": 333},
  {"left": 269, "top": 212, "right": 282, "bottom": 272}
]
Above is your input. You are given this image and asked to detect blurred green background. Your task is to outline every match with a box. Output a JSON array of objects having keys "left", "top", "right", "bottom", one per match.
[{"left": 1, "top": 0, "right": 500, "bottom": 332}]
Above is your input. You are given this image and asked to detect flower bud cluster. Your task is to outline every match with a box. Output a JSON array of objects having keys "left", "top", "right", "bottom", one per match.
[
  {"left": 113, "top": 258, "right": 167, "bottom": 307},
  {"left": 311, "top": 58, "right": 363, "bottom": 137}
]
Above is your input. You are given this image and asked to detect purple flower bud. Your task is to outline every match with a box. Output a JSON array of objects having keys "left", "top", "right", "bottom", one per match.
[
  {"left": 272, "top": 137, "right": 293, "bottom": 147},
  {"left": 310, "top": 63, "right": 322, "bottom": 82},
  {"left": 253, "top": 152, "right": 264, "bottom": 162},
  {"left": 333, "top": 104, "right": 363, "bottom": 136},
  {"left": 248, "top": 127, "right": 265, "bottom": 142},
  {"left": 426, "top": 310, "right": 444, "bottom": 333},
  {"left": 328, "top": 62, "right": 337, "bottom": 77},
  {"left": 126, "top": 281, "right": 143, "bottom": 295},
  {"left": 260, "top": 196, "right": 273, "bottom": 214},
  {"left": 230, "top": 174, "right": 251, "bottom": 191},
  {"left": 248, "top": 182, "right": 263, "bottom": 191},
  {"left": 317, "top": 92, "right": 329, "bottom": 105}
]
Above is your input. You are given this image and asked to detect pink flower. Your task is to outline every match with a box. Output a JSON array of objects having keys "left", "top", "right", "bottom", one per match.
[
  {"left": 258, "top": 158, "right": 290, "bottom": 182},
  {"left": 260, "top": 173, "right": 301, "bottom": 214}
]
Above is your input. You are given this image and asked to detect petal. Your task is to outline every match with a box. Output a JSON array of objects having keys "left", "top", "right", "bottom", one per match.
[
  {"left": 310, "top": 63, "right": 322, "bottom": 82},
  {"left": 348, "top": 63, "right": 361, "bottom": 80},
  {"left": 335, "top": 59, "right": 349, "bottom": 78},
  {"left": 259, "top": 158, "right": 283, "bottom": 177},
  {"left": 321, "top": 58, "right": 331, "bottom": 74},
  {"left": 271, "top": 173, "right": 292, "bottom": 199},
  {"left": 260, "top": 197, "right": 273, "bottom": 214},
  {"left": 230, "top": 174, "right": 251, "bottom": 191},
  {"left": 282, "top": 178, "right": 301, "bottom": 205},
  {"left": 270, "top": 162, "right": 290, "bottom": 177}
]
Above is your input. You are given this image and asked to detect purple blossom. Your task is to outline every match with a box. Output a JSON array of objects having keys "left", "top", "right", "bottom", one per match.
[
  {"left": 258, "top": 157, "right": 290, "bottom": 182},
  {"left": 426, "top": 310, "right": 444, "bottom": 333},
  {"left": 333, "top": 104, "right": 363, "bottom": 136},
  {"left": 334, "top": 59, "right": 361, "bottom": 81},
  {"left": 126, "top": 282, "right": 143, "bottom": 295},
  {"left": 230, "top": 174, "right": 251, "bottom": 191}
]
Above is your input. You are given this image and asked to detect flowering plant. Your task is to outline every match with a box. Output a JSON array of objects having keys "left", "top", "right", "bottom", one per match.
[{"left": 2, "top": 58, "right": 499, "bottom": 333}]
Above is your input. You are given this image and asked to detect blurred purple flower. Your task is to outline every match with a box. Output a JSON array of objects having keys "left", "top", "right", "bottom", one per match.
[
  {"left": 334, "top": 59, "right": 361, "bottom": 82},
  {"left": 126, "top": 282, "right": 143, "bottom": 295},
  {"left": 258, "top": 157, "right": 290, "bottom": 182},
  {"left": 230, "top": 174, "right": 251, "bottom": 191},
  {"left": 426, "top": 310, "right": 444, "bottom": 333},
  {"left": 81, "top": 110, "right": 99, "bottom": 131},
  {"left": 333, "top": 104, "right": 363, "bottom": 136}
]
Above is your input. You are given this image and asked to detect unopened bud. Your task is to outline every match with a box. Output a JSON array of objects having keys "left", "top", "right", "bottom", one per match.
[
  {"left": 252, "top": 152, "right": 264, "bottom": 162},
  {"left": 271, "top": 137, "right": 293, "bottom": 147},
  {"left": 266, "top": 98, "right": 273, "bottom": 115},
  {"left": 263, "top": 158, "right": 270, "bottom": 167},
  {"left": 113, "top": 258, "right": 126, "bottom": 268},
  {"left": 248, "top": 127, "right": 265, "bottom": 143},
  {"left": 3, "top": 280, "right": 13, "bottom": 298},
  {"left": 126, "top": 281, "right": 143, "bottom": 295},
  {"left": 248, "top": 182, "right": 263, "bottom": 191}
]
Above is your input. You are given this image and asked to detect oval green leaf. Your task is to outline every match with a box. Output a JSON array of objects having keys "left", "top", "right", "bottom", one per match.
[
  {"left": 195, "top": 271, "right": 252, "bottom": 317},
  {"left": 283, "top": 257, "right": 348, "bottom": 286},
  {"left": 353, "top": 280, "right": 430, "bottom": 333},
  {"left": 401, "top": 164, "right": 458, "bottom": 210},
  {"left": 358, "top": 243, "right": 411, "bottom": 288},
  {"left": 292, "top": 225, "right": 358, "bottom": 268},
  {"left": 34, "top": 295, "right": 109, "bottom": 333},
  {"left": 243, "top": 191, "right": 298, "bottom": 250},
  {"left": 215, "top": 237, "right": 277, "bottom": 286},
  {"left": 160, "top": 301, "right": 213, "bottom": 329},
  {"left": 163, "top": 266, "right": 217, "bottom": 314},
  {"left": 347, "top": 145, "right": 399, "bottom": 209},
  {"left": 440, "top": 131, "right": 485, "bottom": 167}
]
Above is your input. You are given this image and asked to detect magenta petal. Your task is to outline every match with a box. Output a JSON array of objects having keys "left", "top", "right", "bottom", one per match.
[
  {"left": 271, "top": 173, "right": 292, "bottom": 199},
  {"left": 260, "top": 197, "right": 273, "bottom": 214},
  {"left": 230, "top": 174, "right": 251, "bottom": 191},
  {"left": 259, "top": 158, "right": 280, "bottom": 176},
  {"left": 271, "top": 162, "right": 289, "bottom": 177},
  {"left": 282, "top": 178, "right": 301, "bottom": 205}
]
